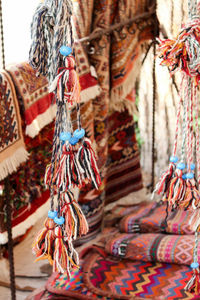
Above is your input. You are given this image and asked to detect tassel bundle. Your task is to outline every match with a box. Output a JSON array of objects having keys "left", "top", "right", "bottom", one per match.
[
  {"left": 32, "top": 217, "right": 55, "bottom": 264},
  {"left": 155, "top": 0, "right": 200, "bottom": 293},
  {"left": 158, "top": 18, "right": 200, "bottom": 85},
  {"left": 30, "top": 0, "right": 101, "bottom": 276}
]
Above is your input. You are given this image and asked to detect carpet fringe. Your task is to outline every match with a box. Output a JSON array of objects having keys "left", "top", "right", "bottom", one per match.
[
  {"left": 0, "top": 147, "right": 29, "bottom": 181},
  {"left": 25, "top": 104, "right": 57, "bottom": 138}
]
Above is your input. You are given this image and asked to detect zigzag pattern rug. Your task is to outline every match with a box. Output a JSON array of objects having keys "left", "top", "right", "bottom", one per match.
[{"left": 42, "top": 251, "right": 199, "bottom": 299}]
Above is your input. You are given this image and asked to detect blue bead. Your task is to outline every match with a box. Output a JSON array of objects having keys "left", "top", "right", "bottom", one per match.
[
  {"left": 69, "top": 136, "right": 79, "bottom": 145},
  {"left": 60, "top": 45, "right": 72, "bottom": 57},
  {"left": 186, "top": 172, "right": 194, "bottom": 179},
  {"left": 73, "top": 128, "right": 85, "bottom": 140},
  {"left": 190, "top": 163, "right": 195, "bottom": 170},
  {"left": 182, "top": 174, "right": 187, "bottom": 180},
  {"left": 60, "top": 131, "right": 71, "bottom": 142},
  {"left": 54, "top": 216, "right": 65, "bottom": 225},
  {"left": 48, "top": 210, "right": 57, "bottom": 219},
  {"left": 191, "top": 262, "right": 199, "bottom": 269},
  {"left": 177, "top": 162, "right": 185, "bottom": 170},
  {"left": 170, "top": 156, "right": 178, "bottom": 163}
]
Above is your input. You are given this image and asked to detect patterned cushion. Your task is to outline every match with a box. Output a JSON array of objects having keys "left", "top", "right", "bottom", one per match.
[
  {"left": 105, "top": 232, "right": 200, "bottom": 266},
  {"left": 119, "top": 201, "right": 195, "bottom": 235}
]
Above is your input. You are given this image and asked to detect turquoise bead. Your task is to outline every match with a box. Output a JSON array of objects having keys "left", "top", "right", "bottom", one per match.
[
  {"left": 60, "top": 45, "right": 72, "bottom": 56},
  {"left": 170, "top": 156, "right": 178, "bottom": 163},
  {"left": 60, "top": 132, "right": 71, "bottom": 142},
  {"left": 182, "top": 174, "right": 187, "bottom": 180},
  {"left": 191, "top": 262, "right": 199, "bottom": 269},
  {"left": 177, "top": 162, "right": 185, "bottom": 170},
  {"left": 54, "top": 216, "right": 65, "bottom": 225},
  {"left": 190, "top": 163, "right": 195, "bottom": 170},
  {"left": 48, "top": 210, "right": 57, "bottom": 219},
  {"left": 186, "top": 172, "right": 194, "bottom": 179},
  {"left": 69, "top": 136, "right": 79, "bottom": 145},
  {"left": 73, "top": 128, "right": 85, "bottom": 140}
]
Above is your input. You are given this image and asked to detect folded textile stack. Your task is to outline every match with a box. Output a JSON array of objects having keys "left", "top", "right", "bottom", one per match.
[{"left": 29, "top": 200, "right": 200, "bottom": 299}]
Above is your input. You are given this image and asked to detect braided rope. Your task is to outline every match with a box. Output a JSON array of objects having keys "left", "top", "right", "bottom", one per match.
[
  {"left": 172, "top": 87, "right": 182, "bottom": 157},
  {"left": 193, "top": 230, "right": 199, "bottom": 264},
  {"left": 194, "top": 83, "right": 200, "bottom": 185},
  {"left": 181, "top": 80, "right": 187, "bottom": 162}
]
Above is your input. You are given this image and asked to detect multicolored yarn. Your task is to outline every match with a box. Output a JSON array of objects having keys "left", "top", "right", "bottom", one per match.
[
  {"left": 155, "top": 0, "right": 200, "bottom": 293},
  {"left": 30, "top": 0, "right": 101, "bottom": 276}
]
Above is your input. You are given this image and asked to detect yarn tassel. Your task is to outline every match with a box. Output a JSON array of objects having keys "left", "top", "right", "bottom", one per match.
[
  {"left": 54, "top": 143, "right": 81, "bottom": 191},
  {"left": 32, "top": 218, "right": 55, "bottom": 265},
  {"left": 53, "top": 226, "right": 78, "bottom": 275},
  {"left": 76, "top": 138, "right": 101, "bottom": 189},
  {"left": 179, "top": 177, "right": 200, "bottom": 210},
  {"left": 185, "top": 230, "right": 200, "bottom": 294},
  {"left": 50, "top": 55, "right": 81, "bottom": 105},
  {"left": 154, "top": 157, "right": 177, "bottom": 198},
  {"left": 185, "top": 267, "right": 200, "bottom": 294},
  {"left": 167, "top": 164, "right": 186, "bottom": 206},
  {"left": 61, "top": 191, "right": 89, "bottom": 240}
]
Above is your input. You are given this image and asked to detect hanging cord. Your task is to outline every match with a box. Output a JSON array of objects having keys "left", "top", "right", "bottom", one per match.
[
  {"left": 151, "top": 40, "right": 156, "bottom": 192},
  {"left": 151, "top": 5, "right": 159, "bottom": 192},
  {"left": 0, "top": 0, "right": 16, "bottom": 299}
]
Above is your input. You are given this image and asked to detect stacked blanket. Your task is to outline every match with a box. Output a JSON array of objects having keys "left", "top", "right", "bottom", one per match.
[{"left": 30, "top": 201, "right": 200, "bottom": 300}]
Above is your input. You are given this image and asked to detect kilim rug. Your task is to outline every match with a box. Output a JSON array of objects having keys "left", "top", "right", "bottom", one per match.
[
  {"left": 0, "top": 70, "right": 29, "bottom": 181},
  {"left": 7, "top": 62, "right": 55, "bottom": 138},
  {"left": 31, "top": 249, "right": 198, "bottom": 299},
  {"left": 119, "top": 201, "right": 195, "bottom": 235}
]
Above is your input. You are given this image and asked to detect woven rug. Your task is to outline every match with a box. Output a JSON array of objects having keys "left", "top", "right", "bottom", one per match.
[
  {"left": 0, "top": 120, "right": 54, "bottom": 244},
  {"left": 0, "top": 70, "right": 29, "bottom": 181},
  {"left": 7, "top": 62, "right": 55, "bottom": 138},
  {"left": 119, "top": 201, "right": 195, "bottom": 235},
  {"left": 105, "top": 108, "right": 143, "bottom": 204},
  {"left": 33, "top": 249, "right": 198, "bottom": 300}
]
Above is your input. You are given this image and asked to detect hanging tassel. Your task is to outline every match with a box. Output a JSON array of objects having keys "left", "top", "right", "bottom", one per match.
[
  {"left": 50, "top": 53, "right": 81, "bottom": 105},
  {"left": 32, "top": 212, "right": 57, "bottom": 265},
  {"left": 167, "top": 162, "right": 186, "bottom": 206},
  {"left": 54, "top": 142, "right": 82, "bottom": 191},
  {"left": 154, "top": 156, "right": 178, "bottom": 198},
  {"left": 76, "top": 138, "right": 101, "bottom": 189},
  {"left": 185, "top": 264, "right": 200, "bottom": 294},
  {"left": 61, "top": 191, "right": 88, "bottom": 240},
  {"left": 185, "top": 230, "right": 200, "bottom": 294},
  {"left": 179, "top": 172, "right": 200, "bottom": 210},
  {"left": 53, "top": 224, "right": 79, "bottom": 275},
  {"left": 158, "top": 18, "right": 200, "bottom": 85}
]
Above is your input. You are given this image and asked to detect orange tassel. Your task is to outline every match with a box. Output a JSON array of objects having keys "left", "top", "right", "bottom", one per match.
[
  {"left": 32, "top": 218, "right": 55, "bottom": 265},
  {"left": 179, "top": 178, "right": 200, "bottom": 210}
]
